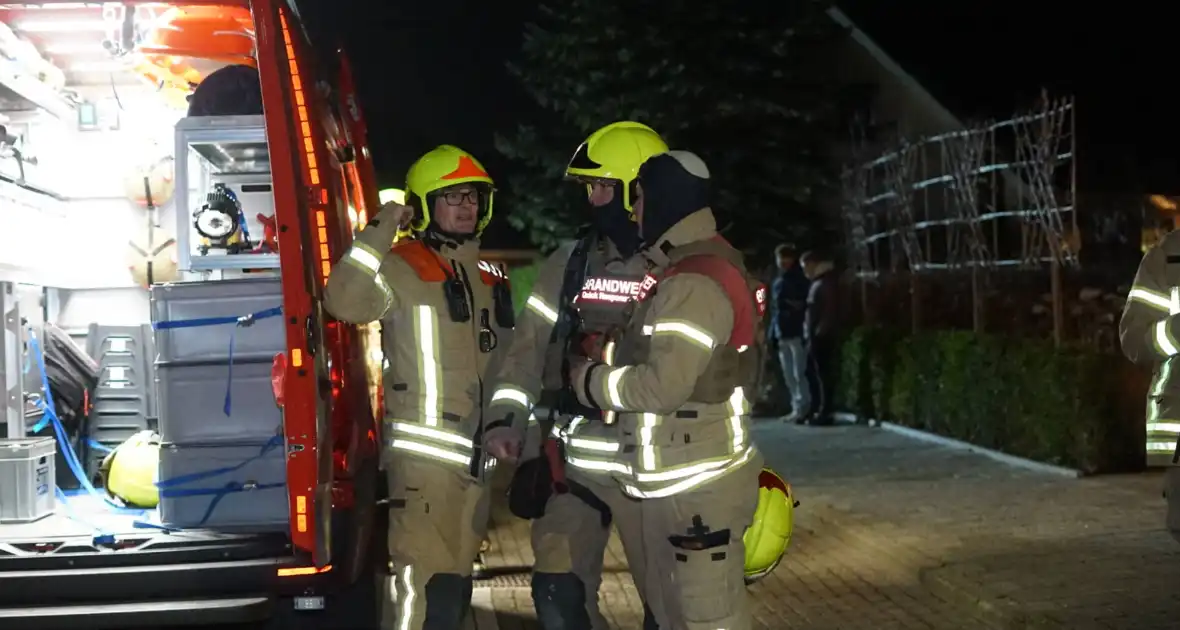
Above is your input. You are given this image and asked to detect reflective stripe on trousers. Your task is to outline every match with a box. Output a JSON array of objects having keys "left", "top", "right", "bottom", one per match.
[
  {"left": 385, "top": 420, "right": 496, "bottom": 476},
  {"left": 1147, "top": 399, "right": 1180, "bottom": 464}
]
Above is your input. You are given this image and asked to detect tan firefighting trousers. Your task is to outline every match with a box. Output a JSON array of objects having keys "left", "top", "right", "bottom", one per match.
[
  {"left": 533, "top": 455, "right": 762, "bottom": 630},
  {"left": 532, "top": 469, "right": 648, "bottom": 630},
  {"left": 382, "top": 457, "right": 491, "bottom": 630}
]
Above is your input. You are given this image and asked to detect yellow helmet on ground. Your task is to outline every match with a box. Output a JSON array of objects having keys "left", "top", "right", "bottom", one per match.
[
  {"left": 743, "top": 467, "right": 797, "bottom": 584},
  {"left": 405, "top": 145, "right": 495, "bottom": 236},
  {"left": 566, "top": 121, "right": 669, "bottom": 211},
  {"left": 100, "top": 430, "right": 161, "bottom": 509}
]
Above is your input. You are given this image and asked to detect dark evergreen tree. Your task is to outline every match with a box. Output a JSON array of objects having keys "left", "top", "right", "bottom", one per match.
[{"left": 495, "top": 0, "right": 854, "bottom": 257}]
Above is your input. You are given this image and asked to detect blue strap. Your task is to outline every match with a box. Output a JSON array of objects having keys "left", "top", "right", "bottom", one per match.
[
  {"left": 151, "top": 306, "right": 283, "bottom": 330},
  {"left": 54, "top": 488, "right": 115, "bottom": 545},
  {"left": 154, "top": 434, "right": 284, "bottom": 527},
  {"left": 27, "top": 333, "right": 130, "bottom": 543},
  {"left": 152, "top": 305, "right": 283, "bottom": 416},
  {"left": 155, "top": 434, "right": 283, "bottom": 490},
  {"left": 87, "top": 439, "right": 113, "bottom": 453}
]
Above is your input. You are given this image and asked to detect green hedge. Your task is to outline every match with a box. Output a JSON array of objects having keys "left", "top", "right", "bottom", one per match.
[{"left": 838, "top": 326, "right": 1147, "bottom": 474}]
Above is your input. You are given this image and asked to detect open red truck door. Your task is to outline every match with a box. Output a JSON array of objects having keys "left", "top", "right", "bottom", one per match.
[
  {"left": 253, "top": 0, "right": 379, "bottom": 568},
  {"left": 252, "top": 0, "right": 331, "bottom": 566}
]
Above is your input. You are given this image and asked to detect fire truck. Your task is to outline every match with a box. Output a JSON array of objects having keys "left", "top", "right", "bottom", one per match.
[{"left": 0, "top": 1, "right": 382, "bottom": 627}]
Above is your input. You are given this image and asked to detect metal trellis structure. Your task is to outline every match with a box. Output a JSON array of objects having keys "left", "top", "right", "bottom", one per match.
[{"left": 841, "top": 93, "right": 1076, "bottom": 342}]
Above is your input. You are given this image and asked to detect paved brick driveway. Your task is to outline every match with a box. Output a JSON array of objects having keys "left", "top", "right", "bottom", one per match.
[{"left": 471, "top": 419, "right": 1180, "bottom": 629}]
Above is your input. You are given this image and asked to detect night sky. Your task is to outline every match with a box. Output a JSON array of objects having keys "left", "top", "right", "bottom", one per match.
[{"left": 301, "top": 0, "right": 1178, "bottom": 247}]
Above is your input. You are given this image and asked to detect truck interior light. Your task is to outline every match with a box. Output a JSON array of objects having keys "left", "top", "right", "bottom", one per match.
[{"left": 15, "top": 20, "right": 107, "bottom": 33}]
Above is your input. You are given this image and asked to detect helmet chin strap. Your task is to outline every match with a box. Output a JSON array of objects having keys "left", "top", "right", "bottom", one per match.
[
  {"left": 424, "top": 226, "right": 476, "bottom": 247},
  {"left": 422, "top": 189, "right": 485, "bottom": 246}
]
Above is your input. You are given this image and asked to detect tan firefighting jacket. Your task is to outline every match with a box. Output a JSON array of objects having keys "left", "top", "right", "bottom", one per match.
[
  {"left": 1119, "top": 230, "right": 1180, "bottom": 466},
  {"left": 324, "top": 218, "right": 513, "bottom": 478},
  {"left": 571, "top": 208, "right": 763, "bottom": 499},
  {"left": 485, "top": 235, "right": 648, "bottom": 465}
]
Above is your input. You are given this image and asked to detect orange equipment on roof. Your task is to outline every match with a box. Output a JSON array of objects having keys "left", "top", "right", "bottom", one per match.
[{"left": 133, "top": 5, "right": 256, "bottom": 108}]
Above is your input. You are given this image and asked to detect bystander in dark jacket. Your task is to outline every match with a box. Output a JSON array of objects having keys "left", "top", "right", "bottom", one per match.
[{"left": 801, "top": 248, "right": 841, "bottom": 425}]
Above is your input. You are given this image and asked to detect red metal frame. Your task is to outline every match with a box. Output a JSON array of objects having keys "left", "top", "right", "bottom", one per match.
[
  {"left": 273, "top": 7, "right": 376, "bottom": 514},
  {"left": 251, "top": 0, "right": 323, "bottom": 563}
]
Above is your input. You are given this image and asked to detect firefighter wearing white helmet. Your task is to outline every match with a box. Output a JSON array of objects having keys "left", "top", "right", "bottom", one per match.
[
  {"left": 324, "top": 145, "right": 515, "bottom": 630},
  {"left": 565, "top": 150, "right": 768, "bottom": 629},
  {"left": 481, "top": 121, "right": 670, "bottom": 629}
]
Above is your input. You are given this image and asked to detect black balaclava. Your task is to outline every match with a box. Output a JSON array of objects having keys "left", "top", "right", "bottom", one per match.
[
  {"left": 590, "top": 181, "right": 642, "bottom": 258},
  {"left": 637, "top": 151, "right": 710, "bottom": 247}
]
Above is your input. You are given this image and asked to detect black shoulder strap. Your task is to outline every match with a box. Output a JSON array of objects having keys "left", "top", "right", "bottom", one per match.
[
  {"left": 540, "top": 232, "right": 595, "bottom": 438},
  {"left": 548, "top": 231, "right": 594, "bottom": 345}
]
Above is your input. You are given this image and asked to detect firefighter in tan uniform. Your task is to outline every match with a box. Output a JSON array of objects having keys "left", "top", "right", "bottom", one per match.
[
  {"left": 481, "top": 121, "right": 669, "bottom": 629},
  {"left": 567, "top": 150, "right": 765, "bottom": 629},
  {"left": 1119, "top": 229, "right": 1180, "bottom": 544},
  {"left": 323, "top": 145, "right": 515, "bottom": 629}
]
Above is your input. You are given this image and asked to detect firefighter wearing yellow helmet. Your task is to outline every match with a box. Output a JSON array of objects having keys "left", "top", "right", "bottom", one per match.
[
  {"left": 744, "top": 468, "right": 797, "bottom": 584},
  {"left": 324, "top": 145, "right": 515, "bottom": 630},
  {"left": 551, "top": 148, "right": 767, "bottom": 629},
  {"left": 481, "top": 122, "right": 670, "bottom": 629}
]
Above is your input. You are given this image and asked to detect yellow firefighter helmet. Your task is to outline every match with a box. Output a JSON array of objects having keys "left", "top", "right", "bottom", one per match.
[
  {"left": 743, "top": 467, "right": 797, "bottom": 584},
  {"left": 100, "top": 430, "right": 162, "bottom": 509},
  {"left": 404, "top": 145, "right": 495, "bottom": 236},
  {"left": 565, "top": 121, "right": 668, "bottom": 212}
]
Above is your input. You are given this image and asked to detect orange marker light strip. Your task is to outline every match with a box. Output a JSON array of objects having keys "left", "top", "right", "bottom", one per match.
[
  {"left": 277, "top": 564, "right": 333, "bottom": 577},
  {"left": 279, "top": 11, "right": 331, "bottom": 285}
]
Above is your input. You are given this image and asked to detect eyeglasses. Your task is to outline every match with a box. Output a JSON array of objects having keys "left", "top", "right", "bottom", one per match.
[{"left": 441, "top": 189, "right": 481, "bottom": 206}]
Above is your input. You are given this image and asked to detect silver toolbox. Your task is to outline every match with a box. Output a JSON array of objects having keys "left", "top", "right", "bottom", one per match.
[
  {"left": 156, "top": 358, "right": 283, "bottom": 444},
  {"left": 0, "top": 437, "right": 55, "bottom": 523},
  {"left": 151, "top": 277, "right": 285, "bottom": 363},
  {"left": 157, "top": 440, "right": 288, "bottom": 531}
]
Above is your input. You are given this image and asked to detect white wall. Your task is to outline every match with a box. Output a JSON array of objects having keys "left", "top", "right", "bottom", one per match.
[
  {"left": 3, "top": 85, "right": 184, "bottom": 289},
  {"left": 52, "top": 288, "right": 151, "bottom": 330}
]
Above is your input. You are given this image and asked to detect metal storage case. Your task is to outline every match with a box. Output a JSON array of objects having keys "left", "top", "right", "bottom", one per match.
[
  {"left": 151, "top": 278, "right": 286, "bottom": 444},
  {"left": 174, "top": 115, "right": 278, "bottom": 272},
  {"left": 157, "top": 440, "right": 288, "bottom": 531},
  {"left": 0, "top": 437, "right": 55, "bottom": 523}
]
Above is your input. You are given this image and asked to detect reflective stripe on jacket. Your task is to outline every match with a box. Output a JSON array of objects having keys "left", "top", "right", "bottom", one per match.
[
  {"left": 1120, "top": 231, "right": 1180, "bottom": 466},
  {"left": 573, "top": 208, "right": 761, "bottom": 498},
  {"left": 324, "top": 220, "right": 513, "bottom": 475},
  {"left": 485, "top": 237, "right": 647, "bottom": 468}
]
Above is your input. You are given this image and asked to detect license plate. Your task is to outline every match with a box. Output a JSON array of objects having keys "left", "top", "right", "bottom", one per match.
[{"left": 293, "top": 596, "right": 325, "bottom": 611}]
